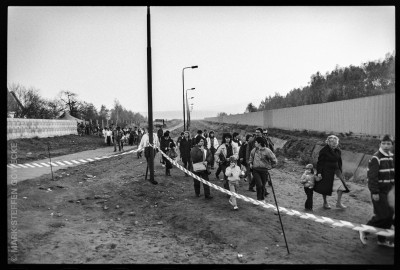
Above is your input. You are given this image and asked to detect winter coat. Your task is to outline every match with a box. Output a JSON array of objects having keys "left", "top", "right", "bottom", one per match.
[
  {"left": 214, "top": 142, "right": 239, "bottom": 164},
  {"left": 248, "top": 146, "right": 277, "bottom": 171},
  {"left": 206, "top": 137, "right": 219, "bottom": 151},
  {"left": 314, "top": 145, "right": 350, "bottom": 196},
  {"left": 239, "top": 142, "right": 248, "bottom": 166},
  {"left": 179, "top": 137, "right": 192, "bottom": 162},
  {"left": 190, "top": 145, "right": 213, "bottom": 170},
  {"left": 367, "top": 148, "right": 395, "bottom": 195},
  {"left": 300, "top": 172, "right": 318, "bottom": 188},
  {"left": 160, "top": 137, "right": 175, "bottom": 153}
]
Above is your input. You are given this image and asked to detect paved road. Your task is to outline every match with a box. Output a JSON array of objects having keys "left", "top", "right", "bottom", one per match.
[{"left": 7, "top": 122, "right": 184, "bottom": 185}]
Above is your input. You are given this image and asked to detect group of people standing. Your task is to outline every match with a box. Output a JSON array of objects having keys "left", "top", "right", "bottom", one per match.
[{"left": 102, "top": 125, "right": 144, "bottom": 152}]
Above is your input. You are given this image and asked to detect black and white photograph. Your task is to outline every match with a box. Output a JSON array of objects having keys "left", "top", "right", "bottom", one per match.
[{"left": 7, "top": 5, "right": 395, "bottom": 265}]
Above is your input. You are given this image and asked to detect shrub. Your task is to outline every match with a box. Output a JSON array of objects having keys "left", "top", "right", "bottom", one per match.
[{"left": 299, "top": 151, "right": 314, "bottom": 166}]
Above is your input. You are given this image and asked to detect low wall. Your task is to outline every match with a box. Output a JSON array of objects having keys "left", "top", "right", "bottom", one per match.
[{"left": 7, "top": 118, "right": 78, "bottom": 140}]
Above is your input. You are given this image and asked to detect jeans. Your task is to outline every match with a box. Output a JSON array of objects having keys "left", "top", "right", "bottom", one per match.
[
  {"left": 304, "top": 187, "right": 314, "bottom": 210},
  {"left": 229, "top": 180, "right": 239, "bottom": 207},
  {"left": 114, "top": 139, "right": 121, "bottom": 151},
  {"left": 252, "top": 169, "right": 268, "bottom": 200},
  {"left": 193, "top": 171, "right": 211, "bottom": 197},
  {"left": 247, "top": 164, "right": 255, "bottom": 189}
]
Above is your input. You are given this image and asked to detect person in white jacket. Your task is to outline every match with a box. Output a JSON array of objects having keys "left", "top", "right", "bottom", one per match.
[
  {"left": 214, "top": 133, "right": 239, "bottom": 191},
  {"left": 206, "top": 131, "right": 219, "bottom": 169},
  {"left": 137, "top": 129, "right": 160, "bottom": 185},
  {"left": 225, "top": 156, "right": 243, "bottom": 210}
]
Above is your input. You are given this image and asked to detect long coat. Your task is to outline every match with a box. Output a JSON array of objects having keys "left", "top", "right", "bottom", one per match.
[
  {"left": 314, "top": 145, "right": 350, "bottom": 196},
  {"left": 179, "top": 138, "right": 192, "bottom": 163}
]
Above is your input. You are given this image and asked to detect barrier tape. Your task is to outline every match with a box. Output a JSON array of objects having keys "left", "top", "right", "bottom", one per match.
[
  {"left": 150, "top": 144, "right": 394, "bottom": 238},
  {"left": 6, "top": 148, "right": 138, "bottom": 169}
]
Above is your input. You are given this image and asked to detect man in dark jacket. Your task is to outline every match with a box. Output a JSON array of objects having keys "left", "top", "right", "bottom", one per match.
[
  {"left": 179, "top": 131, "right": 192, "bottom": 176},
  {"left": 193, "top": 130, "right": 207, "bottom": 149},
  {"left": 239, "top": 134, "right": 252, "bottom": 182}
]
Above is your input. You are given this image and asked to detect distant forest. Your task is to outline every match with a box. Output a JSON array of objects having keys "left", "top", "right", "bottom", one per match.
[{"left": 244, "top": 51, "right": 395, "bottom": 113}]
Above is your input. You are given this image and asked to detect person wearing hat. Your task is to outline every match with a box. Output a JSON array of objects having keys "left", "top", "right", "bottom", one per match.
[
  {"left": 359, "top": 134, "right": 395, "bottom": 248},
  {"left": 160, "top": 131, "right": 175, "bottom": 176},
  {"left": 300, "top": 164, "right": 320, "bottom": 211}
]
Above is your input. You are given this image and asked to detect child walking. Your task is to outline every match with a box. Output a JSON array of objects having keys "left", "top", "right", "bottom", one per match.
[
  {"left": 225, "top": 156, "right": 243, "bottom": 210},
  {"left": 300, "top": 164, "right": 319, "bottom": 211}
]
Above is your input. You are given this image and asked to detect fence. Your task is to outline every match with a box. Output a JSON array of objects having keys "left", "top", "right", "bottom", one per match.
[
  {"left": 205, "top": 94, "right": 395, "bottom": 137},
  {"left": 7, "top": 118, "right": 78, "bottom": 140}
]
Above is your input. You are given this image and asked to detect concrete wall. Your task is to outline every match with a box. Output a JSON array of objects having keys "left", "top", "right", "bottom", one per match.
[
  {"left": 7, "top": 118, "right": 78, "bottom": 140},
  {"left": 205, "top": 93, "right": 395, "bottom": 137}
]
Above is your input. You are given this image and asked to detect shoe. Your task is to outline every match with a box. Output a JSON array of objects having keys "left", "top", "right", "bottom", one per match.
[
  {"left": 229, "top": 199, "right": 234, "bottom": 206},
  {"left": 248, "top": 188, "right": 256, "bottom": 192},
  {"left": 205, "top": 195, "right": 213, "bottom": 199},
  {"left": 359, "top": 231, "right": 367, "bottom": 245},
  {"left": 323, "top": 203, "right": 331, "bottom": 209},
  {"left": 149, "top": 180, "right": 158, "bottom": 185},
  {"left": 377, "top": 240, "right": 394, "bottom": 248},
  {"left": 234, "top": 206, "right": 238, "bottom": 210},
  {"left": 336, "top": 203, "right": 347, "bottom": 209}
]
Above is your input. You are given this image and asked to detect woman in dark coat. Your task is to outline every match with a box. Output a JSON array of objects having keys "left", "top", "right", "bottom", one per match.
[
  {"left": 160, "top": 131, "right": 176, "bottom": 176},
  {"left": 314, "top": 135, "right": 350, "bottom": 209},
  {"left": 190, "top": 136, "right": 213, "bottom": 199},
  {"left": 179, "top": 131, "right": 192, "bottom": 176}
]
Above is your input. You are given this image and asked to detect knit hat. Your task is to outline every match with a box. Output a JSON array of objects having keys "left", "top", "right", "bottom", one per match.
[
  {"left": 381, "top": 134, "right": 394, "bottom": 143},
  {"left": 305, "top": 164, "right": 313, "bottom": 169},
  {"left": 229, "top": 156, "right": 236, "bottom": 163}
]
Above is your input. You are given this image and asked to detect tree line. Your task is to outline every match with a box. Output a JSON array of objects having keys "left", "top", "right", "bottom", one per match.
[
  {"left": 7, "top": 84, "right": 146, "bottom": 127},
  {"left": 243, "top": 51, "right": 395, "bottom": 113}
]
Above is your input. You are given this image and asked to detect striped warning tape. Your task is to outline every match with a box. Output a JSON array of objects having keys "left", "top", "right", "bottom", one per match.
[
  {"left": 150, "top": 144, "right": 394, "bottom": 238},
  {"left": 6, "top": 149, "right": 137, "bottom": 169}
]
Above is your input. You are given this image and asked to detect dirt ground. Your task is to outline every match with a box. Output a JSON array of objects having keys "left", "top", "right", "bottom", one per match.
[{"left": 7, "top": 120, "right": 394, "bottom": 265}]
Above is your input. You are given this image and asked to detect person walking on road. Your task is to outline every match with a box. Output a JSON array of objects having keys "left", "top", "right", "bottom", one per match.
[
  {"left": 314, "top": 135, "right": 350, "bottom": 209},
  {"left": 160, "top": 131, "right": 176, "bottom": 176},
  {"left": 246, "top": 128, "right": 266, "bottom": 193},
  {"left": 190, "top": 136, "right": 213, "bottom": 199},
  {"left": 359, "top": 134, "right": 395, "bottom": 248},
  {"left": 225, "top": 156, "right": 243, "bottom": 210},
  {"left": 214, "top": 133, "right": 239, "bottom": 191},
  {"left": 239, "top": 134, "right": 252, "bottom": 183},
  {"left": 179, "top": 131, "right": 193, "bottom": 176},
  {"left": 248, "top": 136, "right": 277, "bottom": 203},
  {"left": 206, "top": 131, "right": 219, "bottom": 170}
]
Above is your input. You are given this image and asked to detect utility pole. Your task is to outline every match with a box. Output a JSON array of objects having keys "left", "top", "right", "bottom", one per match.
[{"left": 147, "top": 6, "right": 155, "bottom": 183}]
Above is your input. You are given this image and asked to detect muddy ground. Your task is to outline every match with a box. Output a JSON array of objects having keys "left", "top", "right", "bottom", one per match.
[{"left": 7, "top": 120, "right": 394, "bottom": 265}]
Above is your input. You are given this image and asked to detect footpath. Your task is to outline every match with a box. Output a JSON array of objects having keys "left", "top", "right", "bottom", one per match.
[{"left": 7, "top": 122, "right": 184, "bottom": 185}]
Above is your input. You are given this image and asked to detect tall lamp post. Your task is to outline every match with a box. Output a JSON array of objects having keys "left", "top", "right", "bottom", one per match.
[
  {"left": 188, "top": 103, "right": 194, "bottom": 130},
  {"left": 185, "top": 88, "right": 195, "bottom": 130},
  {"left": 182, "top": 65, "right": 198, "bottom": 131}
]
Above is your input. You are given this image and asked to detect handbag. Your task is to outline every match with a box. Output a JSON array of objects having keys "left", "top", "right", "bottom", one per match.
[
  {"left": 167, "top": 148, "right": 177, "bottom": 159},
  {"left": 193, "top": 162, "right": 207, "bottom": 172},
  {"left": 193, "top": 148, "right": 207, "bottom": 172}
]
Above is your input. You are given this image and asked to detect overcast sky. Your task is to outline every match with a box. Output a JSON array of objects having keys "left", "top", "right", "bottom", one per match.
[{"left": 7, "top": 6, "right": 395, "bottom": 118}]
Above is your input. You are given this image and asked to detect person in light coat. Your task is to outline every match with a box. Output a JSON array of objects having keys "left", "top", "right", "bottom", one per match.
[
  {"left": 214, "top": 133, "right": 239, "bottom": 191},
  {"left": 206, "top": 131, "right": 219, "bottom": 169}
]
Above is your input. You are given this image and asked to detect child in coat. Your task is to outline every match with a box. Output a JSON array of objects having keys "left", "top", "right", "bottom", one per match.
[
  {"left": 300, "top": 164, "right": 320, "bottom": 211},
  {"left": 225, "top": 156, "right": 245, "bottom": 210}
]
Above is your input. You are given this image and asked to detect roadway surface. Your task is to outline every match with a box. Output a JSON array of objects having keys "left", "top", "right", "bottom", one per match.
[{"left": 7, "top": 122, "right": 184, "bottom": 185}]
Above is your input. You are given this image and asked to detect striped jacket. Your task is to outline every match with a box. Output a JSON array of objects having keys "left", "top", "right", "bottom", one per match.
[{"left": 367, "top": 148, "right": 395, "bottom": 194}]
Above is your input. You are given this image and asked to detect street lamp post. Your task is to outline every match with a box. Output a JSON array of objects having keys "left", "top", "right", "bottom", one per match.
[
  {"left": 186, "top": 88, "right": 195, "bottom": 131},
  {"left": 182, "top": 66, "right": 198, "bottom": 131},
  {"left": 188, "top": 103, "right": 194, "bottom": 129}
]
